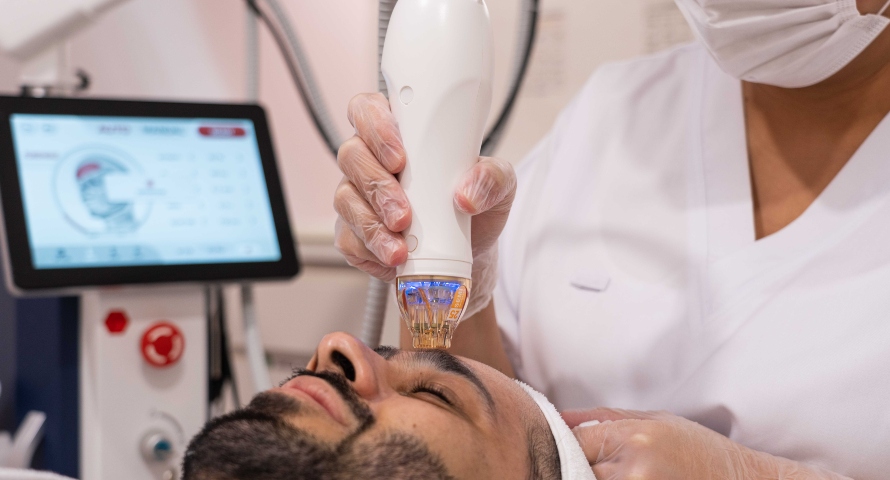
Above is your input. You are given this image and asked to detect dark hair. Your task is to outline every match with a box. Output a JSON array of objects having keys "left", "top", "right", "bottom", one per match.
[
  {"left": 181, "top": 408, "right": 454, "bottom": 480},
  {"left": 525, "top": 412, "right": 561, "bottom": 479}
]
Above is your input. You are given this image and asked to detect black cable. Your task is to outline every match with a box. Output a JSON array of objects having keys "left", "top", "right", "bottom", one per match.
[
  {"left": 208, "top": 285, "right": 239, "bottom": 408},
  {"left": 482, "top": 0, "right": 539, "bottom": 155},
  {"left": 217, "top": 287, "right": 241, "bottom": 408},
  {"left": 246, "top": 0, "right": 342, "bottom": 157}
]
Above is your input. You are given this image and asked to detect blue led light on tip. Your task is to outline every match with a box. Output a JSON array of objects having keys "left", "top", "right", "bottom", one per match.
[{"left": 396, "top": 276, "right": 472, "bottom": 349}]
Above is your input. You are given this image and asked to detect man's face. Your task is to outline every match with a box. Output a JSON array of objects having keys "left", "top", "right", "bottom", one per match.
[
  {"left": 281, "top": 332, "right": 535, "bottom": 478},
  {"left": 184, "top": 332, "right": 551, "bottom": 479}
]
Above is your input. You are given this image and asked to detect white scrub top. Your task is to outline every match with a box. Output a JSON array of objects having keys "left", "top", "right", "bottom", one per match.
[{"left": 494, "top": 43, "right": 890, "bottom": 478}]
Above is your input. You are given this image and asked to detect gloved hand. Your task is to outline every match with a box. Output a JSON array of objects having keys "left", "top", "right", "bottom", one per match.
[
  {"left": 563, "top": 408, "right": 852, "bottom": 480},
  {"left": 334, "top": 93, "right": 516, "bottom": 318}
]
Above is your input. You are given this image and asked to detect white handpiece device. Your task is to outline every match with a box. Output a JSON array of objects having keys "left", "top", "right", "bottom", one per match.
[{"left": 382, "top": 0, "right": 493, "bottom": 349}]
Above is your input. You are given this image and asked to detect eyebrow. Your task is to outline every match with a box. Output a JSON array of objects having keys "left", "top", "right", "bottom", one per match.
[{"left": 374, "top": 346, "right": 496, "bottom": 415}]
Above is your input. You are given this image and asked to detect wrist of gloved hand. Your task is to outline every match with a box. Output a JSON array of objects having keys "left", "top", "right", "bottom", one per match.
[
  {"left": 461, "top": 245, "right": 499, "bottom": 320},
  {"left": 743, "top": 448, "right": 853, "bottom": 480}
]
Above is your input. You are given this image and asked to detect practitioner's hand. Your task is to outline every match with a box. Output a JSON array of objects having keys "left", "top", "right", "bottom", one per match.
[
  {"left": 334, "top": 93, "right": 516, "bottom": 316},
  {"left": 563, "top": 408, "right": 852, "bottom": 480}
]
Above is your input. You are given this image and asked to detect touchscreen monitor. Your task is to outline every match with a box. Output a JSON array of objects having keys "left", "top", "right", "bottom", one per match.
[{"left": 0, "top": 97, "right": 299, "bottom": 292}]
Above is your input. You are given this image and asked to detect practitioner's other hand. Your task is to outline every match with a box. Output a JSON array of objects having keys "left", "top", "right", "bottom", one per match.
[{"left": 563, "top": 408, "right": 851, "bottom": 480}]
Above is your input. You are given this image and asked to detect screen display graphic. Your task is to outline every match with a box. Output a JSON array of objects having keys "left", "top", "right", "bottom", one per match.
[{"left": 9, "top": 114, "right": 282, "bottom": 269}]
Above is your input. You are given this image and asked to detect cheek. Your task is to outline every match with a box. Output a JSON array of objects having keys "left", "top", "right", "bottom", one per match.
[
  {"left": 373, "top": 398, "right": 495, "bottom": 476},
  {"left": 375, "top": 397, "right": 483, "bottom": 448}
]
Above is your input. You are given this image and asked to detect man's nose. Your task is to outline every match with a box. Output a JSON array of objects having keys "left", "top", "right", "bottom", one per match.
[{"left": 308, "top": 332, "right": 383, "bottom": 399}]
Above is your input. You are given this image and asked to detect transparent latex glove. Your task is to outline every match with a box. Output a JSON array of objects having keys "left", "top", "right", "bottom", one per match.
[
  {"left": 562, "top": 408, "right": 852, "bottom": 480},
  {"left": 334, "top": 93, "right": 516, "bottom": 317}
]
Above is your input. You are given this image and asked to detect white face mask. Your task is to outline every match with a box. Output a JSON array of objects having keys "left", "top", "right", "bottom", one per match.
[{"left": 675, "top": 0, "right": 890, "bottom": 88}]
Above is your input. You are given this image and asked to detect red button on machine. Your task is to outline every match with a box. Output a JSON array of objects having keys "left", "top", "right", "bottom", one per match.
[
  {"left": 104, "top": 310, "right": 128, "bottom": 334},
  {"left": 141, "top": 322, "right": 185, "bottom": 368}
]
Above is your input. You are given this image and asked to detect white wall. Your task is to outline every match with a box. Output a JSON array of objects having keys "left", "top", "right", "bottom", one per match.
[
  {"left": 0, "top": 0, "right": 692, "bottom": 397},
  {"left": 493, "top": 0, "right": 693, "bottom": 162}
]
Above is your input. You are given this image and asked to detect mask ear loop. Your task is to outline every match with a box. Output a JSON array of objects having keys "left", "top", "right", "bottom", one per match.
[{"left": 879, "top": 0, "right": 890, "bottom": 16}]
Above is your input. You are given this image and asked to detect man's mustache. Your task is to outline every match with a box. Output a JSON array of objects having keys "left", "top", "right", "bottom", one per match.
[{"left": 256, "top": 368, "right": 375, "bottom": 428}]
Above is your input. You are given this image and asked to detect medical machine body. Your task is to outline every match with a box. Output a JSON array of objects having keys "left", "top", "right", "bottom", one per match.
[
  {"left": 0, "top": 97, "right": 298, "bottom": 477},
  {"left": 80, "top": 287, "right": 206, "bottom": 480},
  {"left": 382, "top": 0, "right": 494, "bottom": 349}
]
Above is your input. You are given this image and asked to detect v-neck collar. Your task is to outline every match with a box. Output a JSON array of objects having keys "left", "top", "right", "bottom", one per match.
[{"left": 692, "top": 48, "right": 890, "bottom": 318}]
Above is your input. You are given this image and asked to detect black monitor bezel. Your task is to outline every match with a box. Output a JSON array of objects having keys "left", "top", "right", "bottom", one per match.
[{"left": 0, "top": 95, "right": 300, "bottom": 292}]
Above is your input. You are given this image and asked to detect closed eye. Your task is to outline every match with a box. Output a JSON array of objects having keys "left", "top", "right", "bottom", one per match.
[{"left": 409, "top": 383, "right": 453, "bottom": 406}]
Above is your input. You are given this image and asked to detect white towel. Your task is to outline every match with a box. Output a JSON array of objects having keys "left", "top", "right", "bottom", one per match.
[
  {"left": 0, "top": 468, "right": 75, "bottom": 480},
  {"left": 516, "top": 381, "right": 596, "bottom": 480}
]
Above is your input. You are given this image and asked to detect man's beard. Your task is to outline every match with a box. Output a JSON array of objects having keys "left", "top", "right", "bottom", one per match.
[{"left": 182, "top": 369, "right": 454, "bottom": 480}]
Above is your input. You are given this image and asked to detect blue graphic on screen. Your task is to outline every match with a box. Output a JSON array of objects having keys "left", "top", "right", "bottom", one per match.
[{"left": 9, "top": 114, "right": 282, "bottom": 269}]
